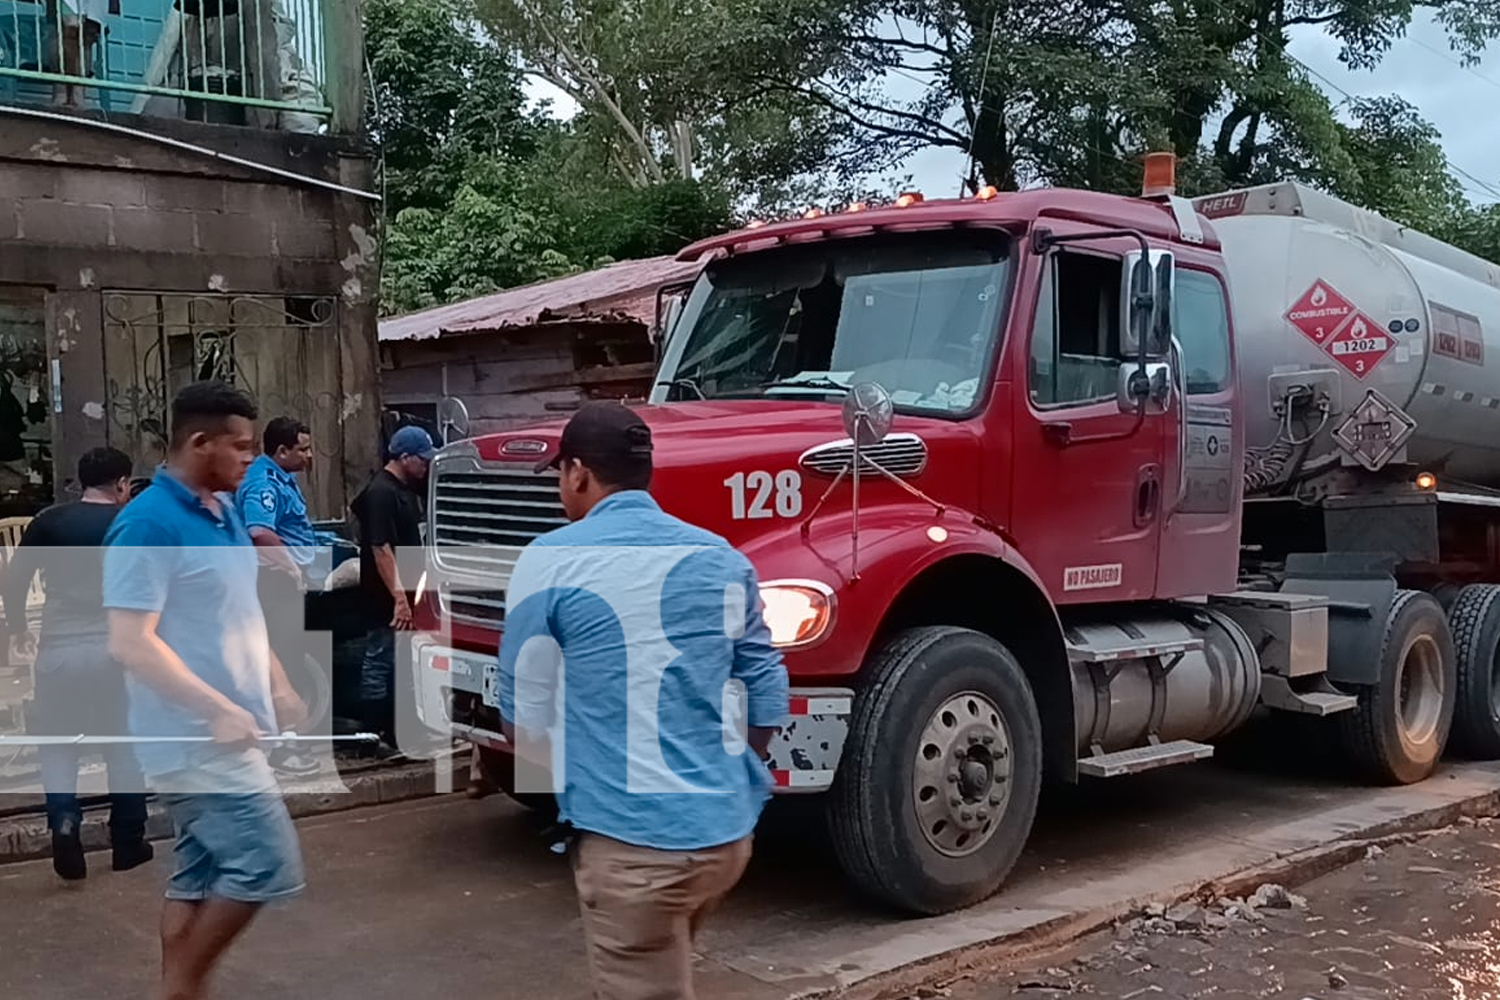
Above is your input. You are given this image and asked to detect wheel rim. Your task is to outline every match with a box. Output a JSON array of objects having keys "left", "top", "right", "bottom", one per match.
[
  {"left": 1398, "top": 634, "right": 1445, "bottom": 746},
  {"left": 1488, "top": 640, "right": 1500, "bottom": 722},
  {"left": 912, "top": 690, "right": 1012, "bottom": 858}
]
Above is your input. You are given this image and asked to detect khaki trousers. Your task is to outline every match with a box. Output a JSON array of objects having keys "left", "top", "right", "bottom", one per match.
[{"left": 571, "top": 832, "right": 754, "bottom": 1000}]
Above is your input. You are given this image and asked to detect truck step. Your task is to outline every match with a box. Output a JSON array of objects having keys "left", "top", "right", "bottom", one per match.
[
  {"left": 1066, "top": 635, "right": 1203, "bottom": 665},
  {"left": 1077, "top": 740, "right": 1214, "bottom": 778},
  {"left": 1259, "top": 674, "right": 1359, "bottom": 716}
]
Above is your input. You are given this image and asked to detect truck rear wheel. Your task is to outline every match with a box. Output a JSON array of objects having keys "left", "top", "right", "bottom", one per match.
[
  {"left": 827, "top": 627, "right": 1043, "bottom": 916},
  {"left": 1447, "top": 584, "right": 1500, "bottom": 759},
  {"left": 477, "top": 747, "right": 559, "bottom": 818},
  {"left": 1337, "top": 590, "right": 1456, "bottom": 784}
]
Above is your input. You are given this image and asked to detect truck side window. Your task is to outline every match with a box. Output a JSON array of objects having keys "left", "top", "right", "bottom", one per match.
[
  {"left": 1175, "top": 270, "right": 1231, "bottom": 395},
  {"left": 1029, "top": 252, "right": 1123, "bottom": 407}
]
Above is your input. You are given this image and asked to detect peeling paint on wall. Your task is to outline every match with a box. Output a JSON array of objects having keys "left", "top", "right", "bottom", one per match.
[
  {"left": 78, "top": 268, "right": 96, "bottom": 289},
  {"left": 57, "top": 307, "right": 80, "bottom": 354},
  {"left": 29, "top": 138, "right": 65, "bottom": 161},
  {"left": 208, "top": 274, "right": 229, "bottom": 292},
  {"left": 82, "top": 401, "right": 104, "bottom": 421},
  {"left": 341, "top": 392, "right": 363, "bottom": 421},
  {"left": 341, "top": 275, "right": 362, "bottom": 304}
]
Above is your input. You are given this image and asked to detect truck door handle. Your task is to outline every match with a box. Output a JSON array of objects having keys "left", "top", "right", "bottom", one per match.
[{"left": 1135, "top": 464, "right": 1161, "bottom": 527}]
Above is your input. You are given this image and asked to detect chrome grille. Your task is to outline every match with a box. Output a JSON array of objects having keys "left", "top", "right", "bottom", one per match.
[
  {"left": 439, "top": 583, "right": 507, "bottom": 630},
  {"left": 798, "top": 433, "right": 929, "bottom": 477},
  {"left": 430, "top": 464, "right": 566, "bottom": 581}
]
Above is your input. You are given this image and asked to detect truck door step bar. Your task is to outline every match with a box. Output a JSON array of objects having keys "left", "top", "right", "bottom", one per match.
[
  {"left": 1066, "top": 635, "right": 1204, "bottom": 665},
  {"left": 1077, "top": 739, "right": 1215, "bottom": 778},
  {"left": 1258, "top": 674, "right": 1359, "bottom": 716}
]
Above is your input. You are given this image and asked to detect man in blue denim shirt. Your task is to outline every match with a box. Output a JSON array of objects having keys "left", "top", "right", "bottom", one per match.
[
  {"left": 105, "top": 381, "right": 308, "bottom": 1000},
  {"left": 495, "top": 401, "right": 789, "bottom": 1000}
]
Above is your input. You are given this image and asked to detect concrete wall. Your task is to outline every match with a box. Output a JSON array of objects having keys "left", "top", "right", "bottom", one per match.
[{"left": 0, "top": 111, "right": 380, "bottom": 519}]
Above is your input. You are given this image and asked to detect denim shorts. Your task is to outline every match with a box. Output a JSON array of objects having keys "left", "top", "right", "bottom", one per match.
[{"left": 157, "top": 749, "right": 305, "bottom": 904}]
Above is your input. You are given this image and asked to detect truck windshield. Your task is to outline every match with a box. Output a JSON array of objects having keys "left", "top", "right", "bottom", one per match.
[{"left": 660, "top": 233, "right": 1010, "bottom": 414}]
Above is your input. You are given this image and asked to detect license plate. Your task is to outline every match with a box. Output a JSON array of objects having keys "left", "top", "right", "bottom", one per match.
[{"left": 482, "top": 662, "right": 500, "bottom": 708}]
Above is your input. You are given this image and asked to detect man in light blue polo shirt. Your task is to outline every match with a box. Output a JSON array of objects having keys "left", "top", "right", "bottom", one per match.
[
  {"left": 495, "top": 401, "right": 789, "bottom": 1000},
  {"left": 104, "top": 381, "right": 308, "bottom": 1000},
  {"left": 236, "top": 415, "right": 320, "bottom": 778}
]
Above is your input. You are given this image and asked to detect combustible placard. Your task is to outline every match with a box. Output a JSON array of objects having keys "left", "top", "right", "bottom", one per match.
[
  {"left": 1285, "top": 280, "right": 1355, "bottom": 347},
  {"left": 1324, "top": 312, "right": 1392, "bottom": 379}
]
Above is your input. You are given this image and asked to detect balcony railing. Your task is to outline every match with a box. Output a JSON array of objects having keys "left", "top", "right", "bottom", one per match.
[{"left": 0, "top": 0, "right": 333, "bottom": 132}]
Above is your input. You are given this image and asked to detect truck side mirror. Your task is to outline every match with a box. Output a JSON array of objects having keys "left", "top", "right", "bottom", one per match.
[{"left": 1120, "top": 249, "right": 1175, "bottom": 358}]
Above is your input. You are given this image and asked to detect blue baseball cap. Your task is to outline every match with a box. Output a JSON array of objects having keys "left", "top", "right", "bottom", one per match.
[{"left": 388, "top": 425, "right": 436, "bottom": 461}]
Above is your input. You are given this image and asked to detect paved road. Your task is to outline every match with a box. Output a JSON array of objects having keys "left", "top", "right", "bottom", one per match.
[
  {"left": 1, "top": 728, "right": 1498, "bottom": 1000},
  {"left": 953, "top": 817, "right": 1500, "bottom": 999}
]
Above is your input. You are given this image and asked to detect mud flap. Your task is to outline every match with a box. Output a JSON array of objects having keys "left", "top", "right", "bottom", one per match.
[{"left": 1278, "top": 552, "right": 1397, "bottom": 688}]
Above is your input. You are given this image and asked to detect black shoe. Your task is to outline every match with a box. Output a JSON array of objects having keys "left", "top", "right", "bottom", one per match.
[
  {"left": 52, "top": 827, "right": 86, "bottom": 881},
  {"left": 111, "top": 838, "right": 154, "bottom": 873}
]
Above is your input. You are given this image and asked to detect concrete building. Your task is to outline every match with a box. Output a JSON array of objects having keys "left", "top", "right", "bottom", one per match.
[{"left": 0, "top": 0, "right": 379, "bottom": 520}]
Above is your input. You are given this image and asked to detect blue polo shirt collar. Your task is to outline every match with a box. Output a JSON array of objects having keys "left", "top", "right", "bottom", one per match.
[
  {"left": 153, "top": 466, "right": 234, "bottom": 526},
  {"left": 252, "top": 454, "right": 298, "bottom": 488},
  {"left": 586, "top": 490, "right": 660, "bottom": 518}
]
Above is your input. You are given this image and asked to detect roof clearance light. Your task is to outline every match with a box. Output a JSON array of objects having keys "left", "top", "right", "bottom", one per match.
[
  {"left": 1416, "top": 471, "right": 1437, "bottom": 491},
  {"left": 1142, "top": 151, "right": 1177, "bottom": 198},
  {"left": 803, "top": 207, "right": 826, "bottom": 219},
  {"left": 746, "top": 219, "right": 767, "bottom": 229},
  {"left": 845, "top": 201, "right": 868, "bottom": 213},
  {"left": 976, "top": 185, "right": 999, "bottom": 201},
  {"left": 895, "top": 191, "right": 925, "bottom": 208}
]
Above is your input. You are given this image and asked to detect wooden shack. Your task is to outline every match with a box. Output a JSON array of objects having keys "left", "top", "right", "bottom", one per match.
[{"left": 377, "top": 256, "right": 706, "bottom": 438}]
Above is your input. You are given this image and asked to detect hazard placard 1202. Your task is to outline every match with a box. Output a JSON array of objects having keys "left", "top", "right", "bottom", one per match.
[{"left": 1324, "top": 312, "right": 1393, "bottom": 379}]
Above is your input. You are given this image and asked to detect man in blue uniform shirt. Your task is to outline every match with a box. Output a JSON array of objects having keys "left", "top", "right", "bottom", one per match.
[
  {"left": 105, "top": 381, "right": 308, "bottom": 1000},
  {"left": 235, "top": 416, "right": 320, "bottom": 777},
  {"left": 495, "top": 400, "right": 790, "bottom": 1000}
]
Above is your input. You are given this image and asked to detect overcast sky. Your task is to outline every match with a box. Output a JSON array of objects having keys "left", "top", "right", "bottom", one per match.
[{"left": 523, "top": 12, "right": 1500, "bottom": 206}]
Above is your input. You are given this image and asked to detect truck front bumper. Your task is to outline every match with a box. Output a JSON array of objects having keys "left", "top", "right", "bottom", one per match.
[{"left": 411, "top": 633, "right": 853, "bottom": 792}]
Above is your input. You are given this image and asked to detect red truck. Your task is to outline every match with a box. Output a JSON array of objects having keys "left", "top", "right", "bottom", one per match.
[{"left": 410, "top": 153, "right": 1500, "bottom": 915}]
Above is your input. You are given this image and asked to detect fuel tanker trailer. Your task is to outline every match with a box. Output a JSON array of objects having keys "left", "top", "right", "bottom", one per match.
[{"left": 409, "top": 153, "right": 1500, "bottom": 916}]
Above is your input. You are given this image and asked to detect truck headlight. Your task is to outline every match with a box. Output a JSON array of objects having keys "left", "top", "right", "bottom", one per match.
[{"left": 759, "top": 581, "right": 835, "bottom": 648}]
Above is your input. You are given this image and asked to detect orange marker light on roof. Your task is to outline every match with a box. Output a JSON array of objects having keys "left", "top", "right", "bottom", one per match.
[
  {"left": 746, "top": 219, "right": 767, "bottom": 229},
  {"left": 1142, "top": 151, "right": 1177, "bottom": 198},
  {"left": 895, "top": 192, "right": 925, "bottom": 208},
  {"left": 976, "top": 185, "right": 999, "bottom": 201},
  {"left": 803, "top": 207, "right": 826, "bottom": 219},
  {"left": 845, "top": 201, "right": 868, "bottom": 213}
]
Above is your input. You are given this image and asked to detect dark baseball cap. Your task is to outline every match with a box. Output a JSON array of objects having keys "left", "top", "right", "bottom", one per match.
[
  {"left": 389, "top": 424, "right": 436, "bottom": 461},
  {"left": 535, "top": 401, "right": 653, "bottom": 474}
]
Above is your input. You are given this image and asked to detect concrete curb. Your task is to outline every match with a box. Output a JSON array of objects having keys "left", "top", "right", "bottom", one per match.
[
  {"left": 793, "top": 769, "right": 1500, "bottom": 1000},
  {"left": 0, "top": 755, "right": 467, "bottom": 866}
]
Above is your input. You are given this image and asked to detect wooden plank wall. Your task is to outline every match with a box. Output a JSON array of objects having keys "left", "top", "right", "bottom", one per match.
[{"left": 380, "top": 321, "right": 656, "bottom": 435}]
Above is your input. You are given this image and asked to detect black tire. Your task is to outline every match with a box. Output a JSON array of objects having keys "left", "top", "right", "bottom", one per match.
[
  {"left": 1447, "top": 584, "right": 1500, "bottom": 759},
  {"left": 285, "top": 652, "right": 333, "bottom": 736},
  {"left": 1336, "top": 590, "right": 1457, "bottom": 785},
  {"left": 827, "top": 626, "right": 1043, "bottom": 916},
  {"left": 478, "top": 746, "right": 560, "bottom": 818}
]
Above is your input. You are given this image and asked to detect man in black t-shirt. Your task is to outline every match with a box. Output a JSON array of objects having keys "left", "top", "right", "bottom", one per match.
[
  {"left": 2, "top": 447, "right": 152, "bottom": 881},
  {"left": 351, "top": 425, "right": 433, "bottom": 751}
]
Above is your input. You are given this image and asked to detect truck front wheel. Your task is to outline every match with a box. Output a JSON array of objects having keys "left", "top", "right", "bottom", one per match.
[
  {"left": 1337, "top": 590, "right": 1457, "bottom": 784},
  {"left": 827, "top": 627, "right": 1043, "bottom": 916}
]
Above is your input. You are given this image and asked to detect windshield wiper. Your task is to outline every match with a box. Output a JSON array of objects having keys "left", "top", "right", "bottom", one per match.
[
  {"left": 656, "top": 376, "right": 706, "bottom": 399},
  {"left": 760, "top": 375, "right": 850, "bottom": 394}
]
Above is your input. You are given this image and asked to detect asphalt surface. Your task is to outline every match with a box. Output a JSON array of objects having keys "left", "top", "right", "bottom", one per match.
[
  {"left": 948, "top": 817, "right": 1500, "bottom": 999},
  {"left": 2, "top": 727, "right": 1499, "bottom": 1000}
]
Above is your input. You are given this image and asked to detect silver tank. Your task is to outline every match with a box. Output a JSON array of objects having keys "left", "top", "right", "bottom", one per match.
[{"left": 1205, "top": 183, "right": 1500, "bottom": 486}]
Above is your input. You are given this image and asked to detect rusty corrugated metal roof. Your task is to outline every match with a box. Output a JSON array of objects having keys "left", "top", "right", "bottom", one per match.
[{"left": 378, "top": 254, "right": 707, "bottom": 343}]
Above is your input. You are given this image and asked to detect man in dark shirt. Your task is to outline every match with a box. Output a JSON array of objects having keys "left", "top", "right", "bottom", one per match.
[
  {"left": 2, "top": 446, "right": 152, "bottom": 880},
  {"left": 350, "top": 425, "right": 432, "bottom": 752}
]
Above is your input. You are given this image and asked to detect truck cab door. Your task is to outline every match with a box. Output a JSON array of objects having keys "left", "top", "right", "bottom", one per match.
[
  {"left": 1009, "top": 243, "right": 1170, "bottom": 603},
  {"left": 1156, "top": 266, "right": 1243, "bottom": 598}
]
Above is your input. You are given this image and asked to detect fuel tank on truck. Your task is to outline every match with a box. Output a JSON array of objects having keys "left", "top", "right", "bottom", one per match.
[{"left": 1200, "top": 183, "right": 1500, "bottom": 486}]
